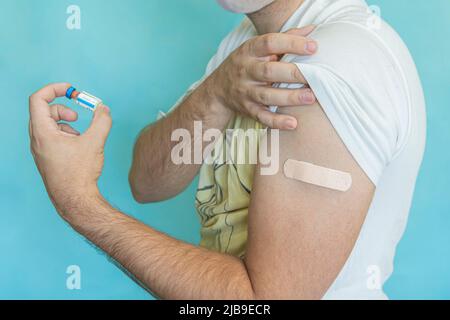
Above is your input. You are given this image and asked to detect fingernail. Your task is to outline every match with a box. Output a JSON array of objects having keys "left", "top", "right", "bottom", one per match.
[
  {"left": 285, "top": 118, "right": 297, "bottom": 130},
  {"left": 101, "top": 104, "right": 110, "bottom": 113},
  {"left": 303, "top": 90, "right": 316, "bottom": 104},
  {"left": 306, "top": 41, "right": 317, "bottom": 53}
]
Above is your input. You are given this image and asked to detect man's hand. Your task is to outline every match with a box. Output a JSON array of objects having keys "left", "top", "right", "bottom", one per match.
[
  {"left": 128, "top": 25, "right": 319, "bottom": 203},
  {"left": 29, "top": 83, "right": 112, "bottom": 218},
  {"left": 209, "top": 26, "right": 318, "bottom": 130}
]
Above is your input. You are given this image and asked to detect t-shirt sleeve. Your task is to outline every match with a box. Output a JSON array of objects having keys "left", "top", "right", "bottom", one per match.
[{"left": 282, "top": 22, "right": 410, "bottom": 185}]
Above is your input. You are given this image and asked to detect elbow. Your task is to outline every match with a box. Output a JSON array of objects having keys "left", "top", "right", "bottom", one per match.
[
  {"left": 128, "top": 167, "right": 173, "bottom": 204},
  {"left": 128, "top": 167, "right": 151, "bottom": 204},
  {"left": 130, "top": 188, "right": 150, "bottom": 205}
]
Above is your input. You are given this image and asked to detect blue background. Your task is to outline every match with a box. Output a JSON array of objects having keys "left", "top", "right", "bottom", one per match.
[{"left": 0, "top": 0, "right": 448, "bottom": 299}]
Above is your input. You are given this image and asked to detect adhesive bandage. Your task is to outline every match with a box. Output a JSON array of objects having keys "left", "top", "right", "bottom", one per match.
[{"left": 283, "top": 159, "right": 352, "bottom": 192}]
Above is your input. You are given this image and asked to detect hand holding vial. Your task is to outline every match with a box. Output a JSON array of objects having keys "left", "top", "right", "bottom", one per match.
[{"left": 28, "top": 83, "right": 112, "bottom": 217}]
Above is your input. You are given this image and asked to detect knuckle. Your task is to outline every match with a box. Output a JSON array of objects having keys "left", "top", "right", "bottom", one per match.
[
  {"left": 238, "top": 85, "right": 248, "bottom": 97},
  {"left": 262, "top": 113, "right": 274, "bottom": 128},
  {"left": 293, "top": 37, "right": 306, "bottom": 52},
  {"left": 243, "top": 40, "right": 253, "bottom": 54},
  {"left": 262, "top": 34, "right": 275, "bottom": 52},
  {"left": 272, "top": 116, "right": 282, "bottom": 129},
  {"left": 262, "top": 63, "right": 273, "bottom": 80},
  {"left": 291, "top": 65, "right": 302, "bottom": 81},
  {"left": 290, "top": 91, "right": 301, "bottom": 105},
  {"left": 258, "top": 91, "right": 270, "bottom": 104},
  {"left": 248, "top": 63, "right": 256, "bottom": 78},
  {"left": 237, "top": 66, "right": 246, "bottom": 78},
  {"left": 288, "top": 38, "right": 298, "bottom": 51}
]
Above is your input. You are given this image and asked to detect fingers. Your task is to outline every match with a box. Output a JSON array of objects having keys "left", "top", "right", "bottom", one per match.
[
  {"left": 248, "top": 105, "right": 298, "bottom": 130},
  {"left": 58, "top": 123, "right": 80, "bottom": 136},
  {"left": 285, "top": 25, "right": 316, "bottom": 37},
  {"left": 85, "top": 104, "right": 112, "bottom": 147},
  {"left": 250, "top": 61, "right": 306, "bottom": 83},
  {"left": 50, "top": 104, "right": 78, "bottom": 122},
  {"left": 30, "top": 82, "right": 72, "bottom": 104},
  {"left": 29, "top": 83, "right": 72, "bottom": 129},
  {"left": 249, "top": 32, "right": 317, "bottom": 57},
  {"left": 249, "top": 87, "right": 316, "bottom": 107}
]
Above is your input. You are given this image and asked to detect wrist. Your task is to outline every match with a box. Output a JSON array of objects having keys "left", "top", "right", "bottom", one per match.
[
  {"left": 53, "top": 184, "right": 103, "bottom": 224},
  {"left": 203, "top": 73, "right": 234, "bottom": 120}
]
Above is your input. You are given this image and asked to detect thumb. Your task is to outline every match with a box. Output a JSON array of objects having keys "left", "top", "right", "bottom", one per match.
[
  {"left": 85, "top": 104, "right": 112, "bottom": 146},
  {"left": 285, "top": 25, "right": 316, "bottom": 37}
]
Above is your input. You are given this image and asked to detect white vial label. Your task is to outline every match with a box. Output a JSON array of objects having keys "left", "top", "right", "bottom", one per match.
[{"left": 76, "top": 92, "right": 102, "bottom": 111}]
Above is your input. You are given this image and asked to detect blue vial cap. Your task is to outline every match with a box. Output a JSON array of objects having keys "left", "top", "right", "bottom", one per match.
[{"left": 65, "top": 86, "right": 76, "bottom": 99}]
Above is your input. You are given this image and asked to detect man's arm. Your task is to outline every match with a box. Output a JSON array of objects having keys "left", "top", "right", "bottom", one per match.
[
  {"left": 129, "top": 28, "right": 318, "bottom": 203},
  {"left": 62, "top": 102, "right": 374, "bottom": 300},
  {"left": 245, "top": 103, "right": 375, "bottom": 298},
  {"left": 129, "top": 80, "right": 231, "bottom": 203},
  {"left": 65, "top": 194, "right": 255, "bottom": 300}
]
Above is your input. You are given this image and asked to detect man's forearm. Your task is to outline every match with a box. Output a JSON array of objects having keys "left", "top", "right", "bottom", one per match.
[
  {"left": 129, "top": 77, "right": 233, "bottom": 203},
  {"left": 65, "top": 193, "right": 255, "bottom": 300}
]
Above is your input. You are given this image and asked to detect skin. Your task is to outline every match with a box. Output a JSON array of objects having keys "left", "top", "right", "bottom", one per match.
[
  {"left": 129, "top": 23, "right": 318, "bottom": 203},
  {"left": 248, "top": 0, "right": 305, "bottom": 34},
  {"left": 29, "top": 0, "right": 375, "bottom": 299}
]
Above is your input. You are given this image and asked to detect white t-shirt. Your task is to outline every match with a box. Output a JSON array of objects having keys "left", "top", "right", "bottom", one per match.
[{"left": 181, "top": 0, "right": 426, "bottom": 299}]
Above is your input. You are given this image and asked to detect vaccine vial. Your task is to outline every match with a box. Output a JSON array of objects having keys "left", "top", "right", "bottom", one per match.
[{"left": 65, "top": 86, "right": 103, "bottom": 111}]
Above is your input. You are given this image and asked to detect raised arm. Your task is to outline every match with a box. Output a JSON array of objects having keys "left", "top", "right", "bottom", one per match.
[
  {"left": 128, "top": 78, "right": 230, "bottom": 203},
  {"left": 129, "top": 27, "right": 319, "bottom": 203}
]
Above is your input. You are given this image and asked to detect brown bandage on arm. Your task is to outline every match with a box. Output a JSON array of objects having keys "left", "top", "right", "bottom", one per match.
[{"left": 283, "top": 159, "right": 352, "bottom": 192}]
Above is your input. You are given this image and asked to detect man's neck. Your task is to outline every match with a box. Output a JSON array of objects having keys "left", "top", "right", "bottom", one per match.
[{"left": 247, "top": 0, "right": 305, "bottom": 34}]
